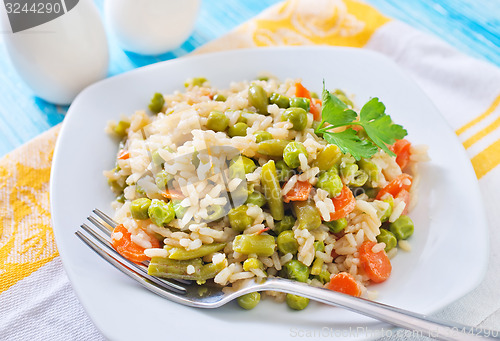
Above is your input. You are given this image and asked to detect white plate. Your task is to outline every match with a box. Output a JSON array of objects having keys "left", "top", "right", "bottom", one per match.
[{"left": 50, "top": 47, "right": 488, "bottom": 341}]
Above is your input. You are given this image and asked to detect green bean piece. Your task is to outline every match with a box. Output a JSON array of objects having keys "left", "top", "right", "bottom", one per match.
[
  {"left": 333, "top": 89, "right": 353, "bottom": 107},
  {"left": 113, "top": 120, "right": 130, "bottom": 138},
  {"left": 269, "top": 92, "right": 290, "bottom": 108},
  {"left": 284, "top": 259, "right": 310, "bottom": 282},
  {"left": 389, "top": 215, "right": 414, "bottom": 240},
  {"left": 108, "top": 178, "right": 124, "bottom": 194},
  {"left": 148, "top": 199, "right": 175, "bottom": 226},
  {"left": 130, "top": 198, "right": 151, "bottom": 220},
  {"left": 282, "top": 107, "right": 308, "bottom": 131},
  {"left": 316, "top": 170, "right": 343, "bottom": 197},
  {"left": 364, "top": 188, "right": 379, "bottom": 198},
  {"left": 254, "top": 130, "right": 273, "bottom": 143},
  {"left": 192, "top": 151, "right": 200, "bottom": 167},
  {"left": 277, "top": 230, "right": 299, "bottom": 255},
  {"left": 245, "top": 191, "right": 267, "bottom": 207},
  {"left": 261, "top": 160, "right": 285, "bottom": 220},
  {"left": 207, "top": 111, "right": 229, "bottom": 132},
  {"left": 274, "top": 215, "right": 296, "bottom": 234},
  {"left": 151, "top": 150, "right": 165, "bottom": 166},
  {"left": 149, "top": 92, "right": 165, "bottom": 113},
  {"left": 155, "top": 170, "right": 173, "bottom": 190},
  {"left": 313, "top": 241, "right": 325, "bottom": 253},
  {"left": 312, "top": 145, "right": 342, "bottom": 171},
  {"left": 207, "top": 205, "right": 225, "bottom": 221},
  {"left": 213, "top": 94, "right": 226, "bottom": 102},
  {"left": 378, "top": 198, "right": 393, "bottom": 223},
  {"left": 167, "top": 243, "right": 226, "bottom": 260},
  {"left": 233, "top": 234, "right": 276, "bottom": 257},
  {"left": 172, "top": 199, "right": 187, "bottom": 219},
  {"left": 116, "top": 193, "right": 125, "bottom": 203},
  {"left": 184, "top": 77, "right": 207, "bottom": 87},
  {"left": 243, "top": 258, "right": 265, "bottom": 271},
  {"left": 275, "top": 160, "right": 294, "bottom": 182},
  {"left": 358, "top": 158, "right": 380, "bottom": 184},
  {"left": 286, "top": 294, "right": 309, "bottom": 310},
  {"left": 256, "top": 75, "right": 269, "bottom": 81},
  {"left": 135, "top": 184, "right": 147, "bottom": 197},
  {"left": 237, "top": 292, "right": 261, "bottom": 310},
  {"left": 228, "top": 205, "right": 253, "bottom": 232},
  {"left": 350, "top": 170, "right": 368, "bottom": 187},
  {"left": 310, "top": 257, "right": 324, "bottom": 276},
  {"left": 227, "top": 122, "right": 248, "bottom": 137},
  {"left": 148, "top": 257, "right": 224, "bottom": 281},
  {"left": 289, "top": 97, "right": 311, "bottom": 112},
  {"left": 310, "top": 91, "right": 319, "bottom": 99},
  {"left": 283, "top": 142, "right": 308, "bottom": 169},
  {"left": 315, "top": 268, "right": 331, "bottom": 284},
  {"left": 257, "top": 139, "right": 292, "bottom": 157},
  {"left": 376, "top": 229, "right": 397, "bottom": 252},
  {"left": 230, "top": 156, "right": 257, "bottom": 175},
  {"left": 293, "top": 200, "right": 321, "bottom": 230},
  {"left": 324, "top": 218, "right": 348, "bottom": 233},
  {"left": 248, "top": 84, "right": 269, "bottom": 115}
]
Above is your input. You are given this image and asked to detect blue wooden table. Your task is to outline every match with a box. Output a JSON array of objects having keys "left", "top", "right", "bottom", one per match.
[{"left": 0, "top": 0, "right": 498, "bottom": 157}]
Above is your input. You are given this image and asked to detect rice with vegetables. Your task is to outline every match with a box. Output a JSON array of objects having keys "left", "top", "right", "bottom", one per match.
[{"left": 105, "top": 76, "right": 428, "bottom": 310}]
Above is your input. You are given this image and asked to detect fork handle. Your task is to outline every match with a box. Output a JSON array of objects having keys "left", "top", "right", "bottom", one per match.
[{"left": 260, "top": 278, "right": 499, "bottom": 341}]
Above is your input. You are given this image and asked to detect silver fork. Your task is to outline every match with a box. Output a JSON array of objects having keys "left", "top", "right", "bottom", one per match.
[{"left": 76, "top": 209, "right": 499, "bottom": 341}]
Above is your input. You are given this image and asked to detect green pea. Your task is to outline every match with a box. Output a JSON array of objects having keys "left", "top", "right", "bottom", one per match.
[
  {"left": 184, "top": 77, "right": 207, "bottom": 87},
  {"left": 256, "top": 75, "right": 269, "bottom": 81},
  {"left": 274, "top": 215, "right": 296, "bottom": 234},
  {"left": 333, "top": 89, "right": 353, "bottom": 107},
  {"left": 293, "top": 200, "right": 322, "bottom": 230},
  {"left": 237, "top": 114, "right": 248, "bottom": 124},
  {"left": 350, "top": 170, "right": 368, "bottom": 187},
  {"left": 311, "top": 257, "right": 323, "bottom": 276},
  {"left": 340, "top": 162, "right": 358, "bottom": 180},
  {"left": 248, "top": 84, "right": 268, "bottom": 115},
  {"left": 379, "top": 198, "right": 393, "bottom": 222},
  {"left": 289, "top": 97, "right": 310, "bottom": 112},
  {"left": 358, "top": 158, "right": 380, "bottom": 184},
  {"left": 284, "top": 260, "right": 310, "bottom": 282},
  {"left": 108, "top": 178, "right": 124, "bottom": 194},
  {"left": 324, "top": 218, "right": 347, "bottom": 233},
  {"left": 364, "top": 188, "right": 379, "bottom": 198},
  {"left": 148, "top": 199, "right": 175, "bottom": 226},
  {"left": 237, "top": 292, "right": 260, "bottom": 310},
  {"left": 254, "top": 131, "right": 273, "bottom": 143},
  {"left": 258, "top": 139, "right": 292, "bottom": 157},
  {"left": 228, "top": 205, "right": 253, "bottom": 232},
  {"left": 230, "top": 156, "right": 257, "bottom": 175},
  {"left": 283, "top": 142, "right": 308, "bottom": 169},
  {"left": 116, "top": 193, "right": 125, "bottom": 203},
  {"left": 389, "top": 215, "right": 414, "bottom": 240},
  {"left": 172, "top": 199, "right": 187, "bottom": 219},
  {"left": 316, "top": 170, "right": 343, "bottom": 197},
  {"left": 377, "top": 229, "right": 397, "bottom": 252},
  {"left": 155, "top": 170, "right": 173, "bottom": 190},
  {"left": 313, "top": 241, "right": 325, "bottom": 253},
  {"left": 314, "top": 268, "right": 331, "bottom": 284},
  {"left": 275, "top": 160, "right": 293, "bottom": 182},
  {"left": 269, "top": 92, "right": 290, "bottom": 108},
  {"left": 213, "top": 94, "right": 226, "bottom": 102},
  {"left": 282, "top": 107, "right": 308, "bottom": 131},
  {"left": 113, "top": 120, "right": 130, "bottom": 138},
  {"left": 227, "top": 122, "right": 248, "bottom": 137},
  {"left": 277, "top": 230, "right": 299, "bottom": 255},
  {"left": 148, "top": 93, "right": 165, "bottom": 113},
  {"left": 312, "top": 145, "right": 342, "bottom": 171},
  {"left": 245, "top": 191, "right": 267, "bottom": 207},
  {"left": 243, "top": 258, "right": 264, "bottom": 271},
  {"left": 286, "top": 294, "right": 309, "bottom": 310},
  {"left": 130, "top": 198, "right": 151, "bottom": 220},
  {"left": 207, "top": 111, "right": 229, "bottom": 132}
]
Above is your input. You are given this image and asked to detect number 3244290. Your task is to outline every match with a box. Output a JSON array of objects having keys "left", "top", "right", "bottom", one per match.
[{"left": 5, "top": 2, "right": 63, "bottom": 14}]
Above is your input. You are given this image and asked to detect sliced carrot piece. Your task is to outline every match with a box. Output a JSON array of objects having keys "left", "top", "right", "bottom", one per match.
[
  {"left": 396, "top": 189, "right": 411, "bottom": 215},
  {"left": 359, "top": 241, "right": 392, "bottom": 283},
  {"left": 390, "top": 139, "right": 412, "bottom": 170},
  {"left": 328, "top": 272, "right": 361, "bottom": 297},
  {"left": 283, "top": 180, "right": 312, "bottom": 203},
  {"left": 327, "top": 185, "right": 356, "bottom": 221},
  {"left": 310, "top": 98, "right": 322, "bottom": 121},
  {"left": 161, "top": 189, "right": 184, "bottom": 200},
  {"left": 295, "top": 82, "right": 311, "bottom": 99},
  {"left": 117, "top": 150, "right": 130, "bottom": 160},
  {"left": 111, "top": 224, "right": 160, "bottom": 264},
  {"left": 376, "top": 173, "right": 413, "bottom": 201}
]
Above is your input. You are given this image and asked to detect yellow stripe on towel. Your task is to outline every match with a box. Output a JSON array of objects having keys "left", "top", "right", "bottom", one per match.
[
  {"left": 471, "top": 139, "right": 500, "bottom": 179},
  {"left": 456, "top": 94, "right": 500, "bottom": 136}
]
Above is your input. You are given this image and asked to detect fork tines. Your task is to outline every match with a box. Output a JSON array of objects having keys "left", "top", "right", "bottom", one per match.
[{"left": 75, "top": 209, "right": 187, "bottom": 294}]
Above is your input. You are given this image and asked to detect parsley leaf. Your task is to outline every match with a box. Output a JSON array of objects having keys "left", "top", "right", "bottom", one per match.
[
  {"left": 359, "top": 98, "right": 408, "bottom": 155},
  {"left": 322, "top": 129, "right": 378, "bottom": 160},
  {"left": 315, "top": 83, "right": 408, "bottom": 160}
]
